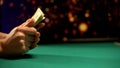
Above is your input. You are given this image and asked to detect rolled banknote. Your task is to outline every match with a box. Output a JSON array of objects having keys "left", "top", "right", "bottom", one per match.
[{"left": 31, "top": 8, "right": 45, "bottom": 26}]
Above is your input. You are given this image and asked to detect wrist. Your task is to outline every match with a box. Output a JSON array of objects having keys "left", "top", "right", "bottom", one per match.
[
  {"left": 0, "top": 40, "right": 4, "bottom": 56},
  {"left": 0, "top": 32, "right": 8, "bottom": 39}
]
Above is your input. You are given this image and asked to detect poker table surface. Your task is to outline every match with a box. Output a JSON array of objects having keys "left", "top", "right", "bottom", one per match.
[{"left": 0, "top": 42, "right": 120, "bottom": 68}]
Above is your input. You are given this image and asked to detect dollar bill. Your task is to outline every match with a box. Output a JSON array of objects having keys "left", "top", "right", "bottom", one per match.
[{"left": 31, "top": 8, "right": 45, "bottom": 26}]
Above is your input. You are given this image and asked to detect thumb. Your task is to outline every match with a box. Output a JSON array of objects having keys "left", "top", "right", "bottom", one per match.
[{"left": 21, "top": 18, "right": 35, "bottom": 27}]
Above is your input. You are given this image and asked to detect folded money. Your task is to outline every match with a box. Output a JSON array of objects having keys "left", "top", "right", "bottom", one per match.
[{"left": 31, "top": 8, "right": 45, "bottom": 26}]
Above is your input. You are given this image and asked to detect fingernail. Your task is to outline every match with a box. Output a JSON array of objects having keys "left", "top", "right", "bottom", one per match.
[
  {"left": 26, "top": 19, "right": 31, "bottom": 22},
  {"left": 36, "top": 32, "right": 40, "bottom": 37}
]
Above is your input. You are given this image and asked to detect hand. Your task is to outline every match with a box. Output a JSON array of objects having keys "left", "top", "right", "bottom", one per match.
[{"left": 0, "top": 19, "right": 43, "bottom": 56}]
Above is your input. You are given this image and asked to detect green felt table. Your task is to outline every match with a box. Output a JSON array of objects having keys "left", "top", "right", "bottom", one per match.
[{"left": 0, "top": 42, "right": 120, "bottom": 68}]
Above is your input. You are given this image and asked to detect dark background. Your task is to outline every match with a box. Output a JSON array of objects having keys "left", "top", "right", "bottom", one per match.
[{"left": 0, "top": 0, "right": 120, "bottom": 43}]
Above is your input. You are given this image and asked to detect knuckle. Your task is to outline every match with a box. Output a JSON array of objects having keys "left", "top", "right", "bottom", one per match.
[
  {"left": 16, "top": 32, "right": 25, "bottom": 38},
  {"left": 15, "top": 27, "right": 22, "bottom": 32},
  {"left": 37, "top": 32, "right": 40, "bottom": 37},
  {"left": 22, "top": 45, "right": 29, "bottom": 53},
  {"left": 30, "top": 27, "right": 37, "bottom": 32}
]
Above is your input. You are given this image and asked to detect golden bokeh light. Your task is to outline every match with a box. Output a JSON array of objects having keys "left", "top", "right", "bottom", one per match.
[
  {"left": 85, "top": 10, "right": 90, "bottom": 18},
  {"left": 45, "top": 8, "right": 50, "bottom": 12},
  {"left": 50, "top": 0, "right": 54, "bottom": 3},
  {"left": 69, "top": 17, "right": 75, "bottom": 22},
  {"left": 78, "top": 23, "right": 88, "bottom": 32},
  {"left": 72, "top": 0, "right": 77, "bottom": 4},
  {"left": 68, "top": 12, "right": 75, "bottom": 22},
  {"left": 108, "top": 13, "right": 111, "bottom": 16},
  {"left": 85, "top": 12, "right": 90, "bottom": 18}
]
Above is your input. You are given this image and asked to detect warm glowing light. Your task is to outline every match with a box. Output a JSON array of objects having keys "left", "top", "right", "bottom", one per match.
[
  {"left": 0, "top": 0, "right": 3, "bottom": 6},
  {"left": 50, "top": 0, "right": 54, "bottom": 3},
  {"left": 85, "top": 11, "right": 90, "bottom": 18},
  {"left": 68, "top": 12, "right": 72, "bottom": 17},
  {"left": 63, "top": 37, "right": 68, "bottom": 42},
  {"left": 72, "top": 0, "right": 77, "bottom": 4},
  {"left": 78, "top": 23, "right": 88, "bottom": 32},
  {"left": 108, "top": 13, "right": 111, "bottom": 16},
  {"left": 68, "top": 12, "right": 75, "bottom": 22},
  {"left": 45, "top": 8, "right": 50, "bottom": 12},
  {"left": 69, "top": 17, "right": 75, "bottom": 22}
]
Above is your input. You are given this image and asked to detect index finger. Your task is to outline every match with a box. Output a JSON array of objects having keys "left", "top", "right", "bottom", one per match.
[
  {"left": 17, "top": 27, "right": 37, "bottom": 35},
  {"left": 20, "top": 18, "right": 35, "bottom": 27}
]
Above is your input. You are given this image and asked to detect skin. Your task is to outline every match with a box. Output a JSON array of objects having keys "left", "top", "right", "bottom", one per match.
[{"left": 0, "top": 18, "right": 45, "bottom": 57}]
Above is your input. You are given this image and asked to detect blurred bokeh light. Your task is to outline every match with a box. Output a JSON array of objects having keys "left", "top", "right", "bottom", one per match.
[{"left": 0, "top": 0, "right": 120, "bottom": 43}]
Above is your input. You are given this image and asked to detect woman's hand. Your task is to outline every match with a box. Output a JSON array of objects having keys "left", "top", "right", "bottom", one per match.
[{"left": 0, "top": 19, "right": 44, "bottom": 56}]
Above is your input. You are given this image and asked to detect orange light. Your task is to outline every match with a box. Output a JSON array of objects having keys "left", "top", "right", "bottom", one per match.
[
  {"left": 69, "top": 17, "right": 75, "bottom": 22},
  {"left": 0, "top": 0, "right": 3, "bottom": 6},
  {"left": 50, "top": 0, "right": 54, "bottom": 3},
  {"left": 78, "top": 23, "right": 88, "bottom": 32},
  {"left": 108, "top": 13, "right": 111, "bottom": 16},
  {"left": 85, "top": 10, "right": 90, "bottom": 18},
  {"left": 45, "top": 8, "right": 50, "bottom": 12},
  {"left": 68, "top": 12, "right": 75, "bottom": 23},
  {"left": 72, "top": 0, "right": 77, "bottom": 4},
  {"left": 63, "top": 37, "right": 68, "bottom": 42},
  {"left": 85, "top": 12, "right": 90, "bottom": 18}
]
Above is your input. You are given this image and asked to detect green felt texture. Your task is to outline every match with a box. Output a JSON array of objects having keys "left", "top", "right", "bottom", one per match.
[{"left": 0, "top": 42, "right": 120, "bottom": 68}]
